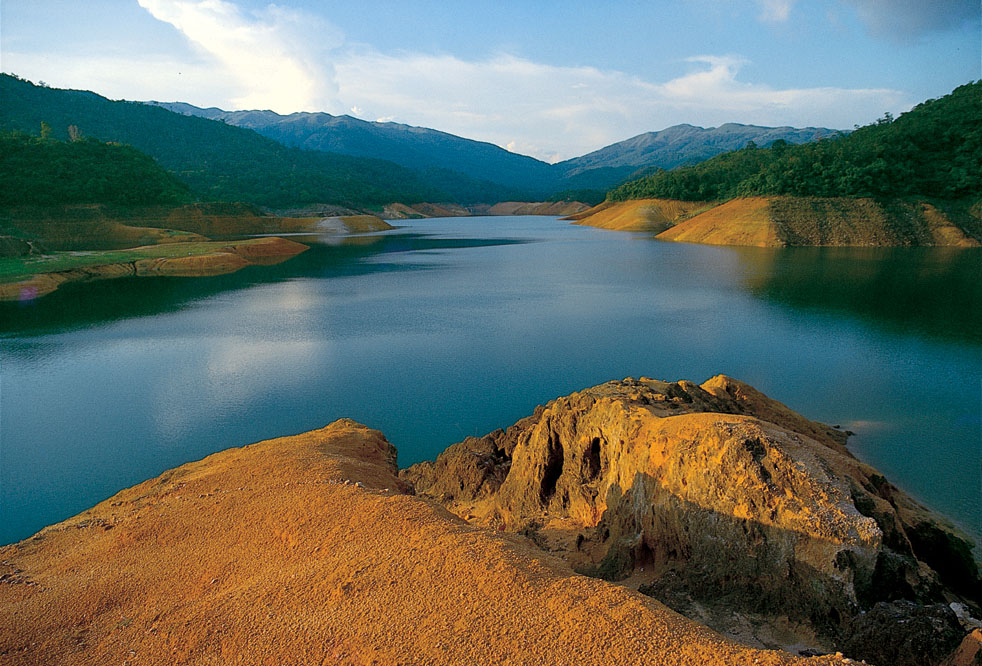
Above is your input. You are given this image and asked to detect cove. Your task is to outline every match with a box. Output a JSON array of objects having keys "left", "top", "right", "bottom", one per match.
[{"left": 1, "top": 216, "right": 979, "bottom": 547}]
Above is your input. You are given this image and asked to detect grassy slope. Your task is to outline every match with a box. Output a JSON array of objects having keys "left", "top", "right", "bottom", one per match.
[{"left": 0, "top": 237, "right": 303, "bottom": 285}]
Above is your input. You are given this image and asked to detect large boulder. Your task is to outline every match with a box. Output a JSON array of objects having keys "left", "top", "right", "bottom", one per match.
[{"left": 403, "top": 376, "right": 981, "bottom": 660}]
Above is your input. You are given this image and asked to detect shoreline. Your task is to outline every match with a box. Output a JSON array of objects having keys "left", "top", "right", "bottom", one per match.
[
  {"left": 0, "top": 236, "right": 309, "bottom": 301},
  {"left": 569, "top": 196, "right": 981, "bottom": 247}
]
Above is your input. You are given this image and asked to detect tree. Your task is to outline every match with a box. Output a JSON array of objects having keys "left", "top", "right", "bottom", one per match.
[{"left": 40, "top": 121, "right": 53, "bottom": 140}]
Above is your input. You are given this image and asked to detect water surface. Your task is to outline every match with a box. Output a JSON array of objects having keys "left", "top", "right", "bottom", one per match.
[{"left": 2, "top": 216, "right": 979, "bottom": 546}]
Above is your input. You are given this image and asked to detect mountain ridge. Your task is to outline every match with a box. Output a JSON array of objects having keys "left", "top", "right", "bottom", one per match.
[{"left": 151, "top": 100, "right": 843, "bottom": 195}]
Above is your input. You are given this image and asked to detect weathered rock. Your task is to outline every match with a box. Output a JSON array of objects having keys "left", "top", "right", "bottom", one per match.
[
  {"left": 942, "top": 629, "right": 982, "bottom": 666},
  {"left": 0, "top": 419, "right": 847, "bottom": 666},
  {"left": 840, "top": 601, "right": 964, "bottom": 666},
  {"left": 403, "top": 375, "right": 981, "bottom": 662}
]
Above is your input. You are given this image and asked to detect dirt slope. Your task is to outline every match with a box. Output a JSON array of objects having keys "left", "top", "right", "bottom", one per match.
[
  {"left": 568, "top": 198, "right": 711, "bottom": 232},
  {"left": 572, "top": 197, "right": 980, "bottom": 247},
  {"left": 1, "top": 420, "right": 851, "bottom": 666}
]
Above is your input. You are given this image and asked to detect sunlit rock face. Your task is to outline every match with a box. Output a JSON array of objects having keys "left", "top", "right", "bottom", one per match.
[
  {"left": 0, "top": 419, "right": 844, "bottom": 666},
  {"left": 403, "top": 376, "right": 981, "bottom": 659}
]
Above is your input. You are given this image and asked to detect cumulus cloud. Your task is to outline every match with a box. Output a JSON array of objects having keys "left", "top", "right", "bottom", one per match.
[
  {"left": 136, "top": 0, "right": 343, "bottom": 112},
  {"left": 756, "top": 0, "right": 796, "bottom": 22},
  {"left": 841, "top": 0, "right": 981, "bottom": 41},
  {"left": 125, "top": 0, "right": 909, "bottom": 160},
  {"left": 336, "top": 51, "right": 905, "bottom": 160}
]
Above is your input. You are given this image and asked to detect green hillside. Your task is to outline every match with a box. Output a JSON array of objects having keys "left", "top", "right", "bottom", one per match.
[
  {"left": 610, "top": 81, "right": 982, "bottom": 203},
  {"left": 0, "top": 131, "right": 190, "bottom": 206},
  {"left": 0, "top": 74, "right": 506, "bottom": 207}
]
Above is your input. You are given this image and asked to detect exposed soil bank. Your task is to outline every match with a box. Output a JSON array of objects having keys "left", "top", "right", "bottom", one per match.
[
  {"left": 382, "top": 200, "right": 591, "bottom": 219},
  {"left": 571, "top": 197, "right": 981, "bottom": 247},
  {"left": 0, "top": 202, "right": 393, "bottom": 250},
  {"left": 0, "top": 418, "right": 846, "bottom": 666},
  {"left": 2, "top": 378, "right": 977, "bottom": 665},
  {"left": 0, "top": 236, "right": 309, "bottom": 301}
]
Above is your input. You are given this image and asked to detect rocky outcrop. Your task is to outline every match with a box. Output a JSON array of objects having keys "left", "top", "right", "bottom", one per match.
[
  {"left": 840, "top": 601, "right": 965, "bottom": 666},
  {"left": 0, "top": 420, "right": 851, "bottom": 666},
  {"left": 402, "top": 376, "right": 981, "bottom": 661},
  {"left": 573, "top": 197, "right": 981, "bottom": 247},
  {"left": 943, "top": 629, "right": 982, "bottom": 666}
]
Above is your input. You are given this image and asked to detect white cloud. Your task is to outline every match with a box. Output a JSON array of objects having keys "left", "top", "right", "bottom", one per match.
[
  {"left": 136, "top": 0, "right": 343, "bottom": 112},
  {"left": 9, "top": 0, "right": 909, "bottom": 161},
  {"left": 334, "top": 51, "right": 905, "bottom": 160},
  {"left": 757, "top": 0, "right": 796, "bottom": 22}
]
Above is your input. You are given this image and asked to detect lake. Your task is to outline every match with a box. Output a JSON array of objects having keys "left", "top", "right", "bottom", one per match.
[{"left": 1, "top": 216, "right": 980, "bottom": 547}]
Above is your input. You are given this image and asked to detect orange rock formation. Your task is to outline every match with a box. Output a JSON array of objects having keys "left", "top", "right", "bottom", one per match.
[
  {"left": 0, "top": 420, "right": 854, "bottom": 666},
  {"left": 404, "top": 376, "right": 981, "bottom": 660}
]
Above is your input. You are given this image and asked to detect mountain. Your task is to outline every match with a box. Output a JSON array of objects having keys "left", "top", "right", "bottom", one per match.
[
  {"left": 152, "top": 102, "right": 843, "bottom": 195},
  {"left": 610, "top": 81, "right": 982, "bottom": 203},
  {"left": 556, "top": 123, "right": 843, "bottom": 179},
  {"left": 0, "top": 75, "right": 512, "bottom": 207},
  {"left": 152, "top": 102, "right": 560, "bottom": 194}
]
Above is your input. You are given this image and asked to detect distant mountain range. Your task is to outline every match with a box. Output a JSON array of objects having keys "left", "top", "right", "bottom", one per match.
[
  {"left": 556, "top": 123, "right": 843, "bottom": 177},
  {"left": 153, "top": 103, "right": 557, "bottom": 193},
  {"left": 0, "top": 74, "right": 513, "bottom": 207},
  {"left": 0, "top": 74, "right": 844, "bottom": 208},
  {"left": 152, "top": 101, "right": 843, "bottom": 196}
]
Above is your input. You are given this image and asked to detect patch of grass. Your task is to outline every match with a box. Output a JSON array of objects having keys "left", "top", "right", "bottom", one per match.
[{"left": 0, "top": 238, "right": 269, "bottom": 283}]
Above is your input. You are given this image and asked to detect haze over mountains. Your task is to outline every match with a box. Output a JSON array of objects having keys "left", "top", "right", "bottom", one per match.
[{"left": 152, "top": 100, "right": 842, "bottom": 197}]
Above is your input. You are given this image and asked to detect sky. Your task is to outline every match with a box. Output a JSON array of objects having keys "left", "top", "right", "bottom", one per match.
[{"left": 1, "top": 0, "right": 979, "bottom": 162}]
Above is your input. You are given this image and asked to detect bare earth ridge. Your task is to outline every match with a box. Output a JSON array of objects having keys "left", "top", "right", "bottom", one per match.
[
  {"left": 0, "top": 419, "right": 851, "bottom": 666},
  {"left": 2, "top": 378, "right": 977, "bottom": 665},
  {"left": 571, "top": 197, "right": 980, "bottom": 247}
]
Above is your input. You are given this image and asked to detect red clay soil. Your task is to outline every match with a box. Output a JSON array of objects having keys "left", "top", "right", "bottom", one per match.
[{"left": 0, "top": 420, "right": 850, "bottom": 666}]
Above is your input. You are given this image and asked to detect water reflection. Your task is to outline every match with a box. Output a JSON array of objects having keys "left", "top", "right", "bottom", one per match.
[
  {"left": 0, "top": 232, "right": 527, "bottom": 338},
  {"left": 733, "top": 246, "right": 982, "bottom": 345},
  {"left": 2, "top": 219, "right": 979, "bottom": 549}
]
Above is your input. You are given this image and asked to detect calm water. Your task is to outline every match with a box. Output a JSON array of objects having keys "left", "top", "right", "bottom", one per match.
[{"left": 1, "top": 216, "right": 980, "bottom": 547}]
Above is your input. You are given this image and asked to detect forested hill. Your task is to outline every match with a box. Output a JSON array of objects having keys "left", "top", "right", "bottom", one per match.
[
  {"left": 0, "top": 74, "right": 513, "bottom": 207},
  {"left": 556, "top": 123, "right": 841, "bottom": 177},
  {"left": 0, "top": 131, "right": 190, "bottom": 206},
  {"left": 153, "top": 103, "right": 559, "bottom": 193},
  {"left": 609, "top": 81, "right": 982, "bottom": 203}
]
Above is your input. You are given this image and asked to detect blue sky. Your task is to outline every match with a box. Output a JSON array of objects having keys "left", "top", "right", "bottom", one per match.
[{"left": 2, "top": 0, "right": 979, "bottom": 161}]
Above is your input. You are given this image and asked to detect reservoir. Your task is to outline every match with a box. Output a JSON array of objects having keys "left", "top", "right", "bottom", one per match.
[{"left": 1, "top": 215, "right": 979, "bottom": 547}]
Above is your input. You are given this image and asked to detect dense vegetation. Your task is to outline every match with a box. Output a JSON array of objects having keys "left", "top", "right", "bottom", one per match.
[
  {"left": 0, "top": 131, "right": 190, "bottom": 206},
  {"left": 0, "top": 74, "right": 505, "bottom": 207},
  {"left": 548, "top": 188, "right": 606, "bottom": 206},
  {"left": 610, "top": 81, "right": 982, "bottom": 202}
]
